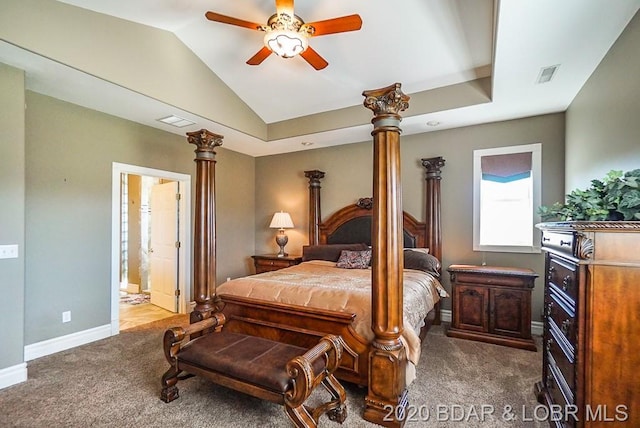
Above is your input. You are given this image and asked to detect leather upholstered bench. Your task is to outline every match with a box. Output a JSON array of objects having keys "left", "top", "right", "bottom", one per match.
[{"left": 161, "top": 313, "right": 347, "bottom": 427}]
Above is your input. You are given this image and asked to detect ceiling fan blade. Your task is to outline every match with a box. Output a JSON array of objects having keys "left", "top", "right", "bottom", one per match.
[
  {"left": 300, "top": 47, "right": 328, "bottom": 70},
  {"left": 306, "top": 14, "right": 362, "bottom": 36},
  {"left": 246, "top": 47, "right": 273, "bottom": 66},
  {"left": 275, "top": 0, "right": 294, "bottom": 14},
  {"left": 205, "top": 11, "right": 263, "bottom": 31}
]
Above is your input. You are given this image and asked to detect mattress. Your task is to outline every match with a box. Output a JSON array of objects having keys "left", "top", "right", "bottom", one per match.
[{"left": 216, "top": 260, "right": 446, "bottom": 365}]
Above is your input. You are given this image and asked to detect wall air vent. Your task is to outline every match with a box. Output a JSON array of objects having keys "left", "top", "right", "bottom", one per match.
[
  {"left": 536, "top": 65, "right": 560, "bottom": 84},
  {"left": 157, "top": 115, "right": 195, "bottom": 128}
]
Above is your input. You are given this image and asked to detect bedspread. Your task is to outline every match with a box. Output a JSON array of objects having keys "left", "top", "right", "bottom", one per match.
[{"left": 216, "top": 260, "right": 446, "bottom": 365}]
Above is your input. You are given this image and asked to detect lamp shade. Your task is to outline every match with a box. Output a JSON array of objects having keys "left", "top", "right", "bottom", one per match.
[{"left": 269, "top": 211, "right": 294, "bottom": 229}]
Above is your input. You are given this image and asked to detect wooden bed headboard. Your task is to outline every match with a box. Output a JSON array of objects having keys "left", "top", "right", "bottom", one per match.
[
  {"left": 304, "top": 156, "right": 445, "bottom": 262},
  {"left": 317, "top": 197, "right": 427, "bottom": 249}
]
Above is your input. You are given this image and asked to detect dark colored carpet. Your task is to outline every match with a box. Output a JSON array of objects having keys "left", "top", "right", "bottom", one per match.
[{"left": 0, "top": 316, "right": 544, "bottom": 427}]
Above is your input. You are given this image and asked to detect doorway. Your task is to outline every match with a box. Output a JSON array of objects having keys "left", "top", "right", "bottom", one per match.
[{"left": 110, "top": 163, "right": 191, "bottom": 335}]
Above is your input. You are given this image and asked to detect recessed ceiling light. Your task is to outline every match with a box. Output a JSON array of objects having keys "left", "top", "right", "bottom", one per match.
[
  {"left": 536, "top": 65, "right": 560, "bottom": 84},
  {"left": 426, "top": 121, "right": 441, "bottom": 127},
  {"left": 301, "top": 141, "right": 314, "bottom": 146},
  {"left": 157, "top": 115, "right": 195, "bottom": 128}
]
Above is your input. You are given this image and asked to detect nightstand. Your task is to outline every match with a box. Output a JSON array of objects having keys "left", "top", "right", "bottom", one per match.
[
  {"left": 446, "top": 264, "right": 538, "bottom": 351},
  {"left": 251, "top": 254, "right": 302, "bottom": 274}
]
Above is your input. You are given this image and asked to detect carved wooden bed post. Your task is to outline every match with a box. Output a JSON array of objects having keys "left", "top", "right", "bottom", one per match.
[
  {"left": 304, "top": 170, "right": 325, "bottom": 245},
  {"left": 421, "top": 157, "right": 445, "bottom": 263},
  {"left": 421, "top": 156, "right": 445, "bottom": 325},
  {"left": 187, "top": 129, "right": 223, "bottom": 323},
  {"left": 362, "top": 83, "right": 410, "bottom": 428}
]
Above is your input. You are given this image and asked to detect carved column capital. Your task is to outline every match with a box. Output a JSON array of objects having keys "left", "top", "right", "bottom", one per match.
[
  {"left": 304, "top": 169, "right": 325, "bottom": 186},
  {"left": 187, "top": 129, "right": 223, "bottom": 160},
  {"left": 421, "top": 156, "right": 445, "bottom": 179},
  {"left": 362, "top": 83, "right": 410, "bottom": 132}
]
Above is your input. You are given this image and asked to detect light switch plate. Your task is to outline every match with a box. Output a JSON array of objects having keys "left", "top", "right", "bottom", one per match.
[{"left": 0, "top": 245, "right": 19, "bottom": 259}]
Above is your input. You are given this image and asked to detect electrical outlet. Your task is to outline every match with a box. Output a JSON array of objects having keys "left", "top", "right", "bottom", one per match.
[
  {"left": 0, "top": 245, "right": 19, "bottom": 259},
  {"left": 62, "top": 311, "right": 71, "bottom": 323}
]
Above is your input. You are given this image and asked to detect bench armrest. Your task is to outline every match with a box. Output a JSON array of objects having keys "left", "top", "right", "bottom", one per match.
[
  {"left": 162, "top": 313, "right": 226, "bottom": 364},
  {"left": 284, "top": 334, "right": 343, "bottom": 408}
]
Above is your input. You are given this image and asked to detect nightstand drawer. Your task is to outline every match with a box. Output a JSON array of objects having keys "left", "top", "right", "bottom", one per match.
[
  {"left": 256, "top": 258, "right": 293, "bottom": 270},
  {"left": 252, "top": 255, "right": 302, "bottom": 274}
]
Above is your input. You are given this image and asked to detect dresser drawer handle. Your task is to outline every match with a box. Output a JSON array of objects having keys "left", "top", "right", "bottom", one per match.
[
  {"left": 546, "top": 301, "right": 554, "bottom": 316},
  {"left": 561, "top": 319, "right": 572, "bottom": 336},
  {"left": 542, "top": 237, "right": 551, "bottom": 242},
  {"left": 560, "top": 240, "right": 572, "bottom": 247},
  {"left": 546, "top": 338, "right": 554, "bottom": 353},
  {"left": 546, "top": 373, "right": 555, "bottom": 389},
  {"left": 547, "top": 266, "right": 555, "bottom": 281},
  {"left": 562, "top": 275, "right": 572, "bottom": 291}
]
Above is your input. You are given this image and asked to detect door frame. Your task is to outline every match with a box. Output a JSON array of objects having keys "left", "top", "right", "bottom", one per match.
[{"left": 110, "top": 162, "right": 191, "bottom": 335}]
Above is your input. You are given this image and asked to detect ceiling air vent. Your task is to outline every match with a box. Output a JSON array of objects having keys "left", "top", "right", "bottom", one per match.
[
  {"left": 157, "top": 115, "right": 195, "bottom": 128},
  {"left": 536, "top": 65, "right": 560, "bottom": 84}
]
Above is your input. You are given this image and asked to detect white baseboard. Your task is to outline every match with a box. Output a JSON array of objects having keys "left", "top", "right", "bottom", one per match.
[
  {"left": 531, "top": 321, "right": 544, "bottom": 336},
  {"left": 24, "top": 324, "right": 112, "bottom": 361},
  {"left": 125, "top": 283, "right": 141, "bottom": 294},
  {"left": 0, "top": 363, "right": 27, "bottom": 390},
  {"left": 439, "top": 309, "right": 544, "bottom": 336}
]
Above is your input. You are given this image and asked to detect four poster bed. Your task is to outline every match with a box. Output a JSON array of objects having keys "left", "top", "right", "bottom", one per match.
[{"left": 161, "top": 84, "right": 446, "bottom": 428}]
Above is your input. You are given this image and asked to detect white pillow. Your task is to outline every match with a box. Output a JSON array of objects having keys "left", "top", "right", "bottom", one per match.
[{"left": 405, "top": 247, "right": 429, "bottom": 254}]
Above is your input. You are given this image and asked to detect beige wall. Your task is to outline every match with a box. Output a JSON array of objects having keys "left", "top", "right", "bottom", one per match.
[
  {"left": 256, "top": 113, "right": 566, "bottom": 321},
  {"left": 24, "top": 91, "right": 255, "bottom": 344},
  {"left": 0, "top": 0, "right": 265, "bottom": 140},
  {"left": 0, "top": 64, "right": 26, "bottom": 370},
  {"left": 565, "top": 10, "right": 640, "bottom": 191}
]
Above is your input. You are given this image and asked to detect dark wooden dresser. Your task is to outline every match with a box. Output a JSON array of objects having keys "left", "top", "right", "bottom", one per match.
[
  {"left": 251, "top": 254, "right": 302, "bottom": 274},
  {"left": 536, "top": 222, "right": 640, "bottom": 427},
  {"left": 446, "top": 264, "right": 538, "bottom": 351}
]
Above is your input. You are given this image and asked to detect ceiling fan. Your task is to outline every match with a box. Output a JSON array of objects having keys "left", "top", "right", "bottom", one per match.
[{"left": 205, "top": 0, "right": 362, "bottom": 70}]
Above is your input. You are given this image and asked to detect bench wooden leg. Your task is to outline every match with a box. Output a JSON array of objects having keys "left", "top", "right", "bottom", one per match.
[
  {"left": 285, "top": 373, "right": 347, "bottom": 427},
  {"left": 285, "top": 335, "right": 348, "bottom": 427},
  {"left": 160, "top": 366, "right": 180, "bottom": 403},
  {"left": 286, "top": 404, "right": 317, "bottom": 428},
  {"left": 323, "top": 375, "right": 347, "bottom": 424}
]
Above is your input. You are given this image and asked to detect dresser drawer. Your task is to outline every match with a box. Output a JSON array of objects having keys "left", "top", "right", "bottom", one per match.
[
  {"left": 547, "top": 324, "right": 575, "bottom": 394},
  {"left": 541, "top": 231, "right": 575, "bottom": 258},
  {"left": 546, "top": 358, "right": 576, "bottom": 427},
  {"left": 548, "top": 290, "right": 577, "bottom": 346},
  {"left": 548, "top": 256, "right": 578, "bottom": 305}
]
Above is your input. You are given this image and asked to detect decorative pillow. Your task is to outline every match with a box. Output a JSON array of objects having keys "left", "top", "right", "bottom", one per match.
[
  {"left": 336, "top": 249, "right": 372, "bottom": 269},
  {"left": 302, "top": 243, "right": 369, "bottom": 262},
  {"left": 403, "top": 249, "right": 441, "bottom": 277},
  {"left": 405, "top": 247, "right": 429, "bottom": 254}
]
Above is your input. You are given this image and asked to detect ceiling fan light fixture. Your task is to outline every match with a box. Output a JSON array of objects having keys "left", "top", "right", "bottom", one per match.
[{"left": 264, "top": 29, "right": 308, "bottom": 58}]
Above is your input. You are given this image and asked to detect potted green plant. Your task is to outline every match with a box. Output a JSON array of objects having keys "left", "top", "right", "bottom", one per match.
[{"left": 538, "top": 169, "right": 640, "bottom": 221}]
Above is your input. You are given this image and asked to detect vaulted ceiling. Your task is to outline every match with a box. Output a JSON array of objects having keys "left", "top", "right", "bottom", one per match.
[{"left": 1, "top": 0, "right": 638, "bottom": 156}]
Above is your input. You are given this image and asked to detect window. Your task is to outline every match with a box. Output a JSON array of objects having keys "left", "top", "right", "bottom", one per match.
[{"left": 473, "top": 143, "right": 541, "bottom": 253}]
